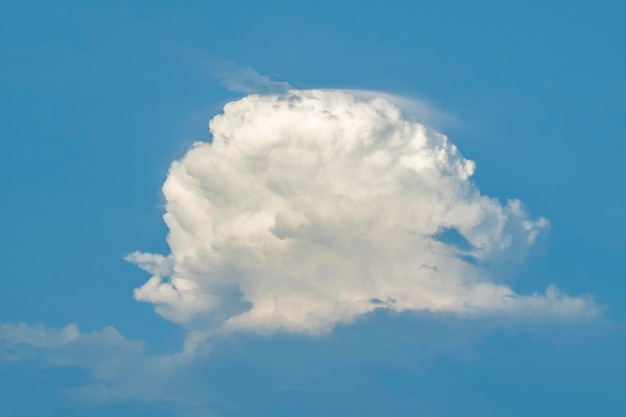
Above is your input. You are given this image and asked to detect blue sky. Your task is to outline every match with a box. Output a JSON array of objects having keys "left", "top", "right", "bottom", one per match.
[{"left": 1, "top": 1, "right": 625, "bottom": 416}]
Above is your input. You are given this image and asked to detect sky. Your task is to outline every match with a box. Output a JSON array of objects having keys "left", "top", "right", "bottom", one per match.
[{"left": 1, "top": 1, "right": 625, "bottom": 416}]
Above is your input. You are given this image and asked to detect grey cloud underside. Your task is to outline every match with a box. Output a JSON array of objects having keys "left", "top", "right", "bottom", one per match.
[{"left": 127, "top": 89, "right": 599, "bottom": 334}]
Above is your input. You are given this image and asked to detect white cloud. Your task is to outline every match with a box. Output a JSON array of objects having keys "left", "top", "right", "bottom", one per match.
[
  {"left": 2, "top": 83, "right": 602, "bottom": 417},
  {"left": 127, "top": 89, "right": 599, "bottom": 335}
]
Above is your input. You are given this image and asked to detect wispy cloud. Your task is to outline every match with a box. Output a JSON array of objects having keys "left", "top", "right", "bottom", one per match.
[
  {"left": 208, "top": 60, "right": 291, "bottom": 94},
  {"left": 0, "top": 322, "right": 211, "bottom": 413},
  {"left": 341, "top": 89, "right": 457, "bottom": 131},
  {"left": 0, "top": 314, "right": 559, "bottom": 416}
]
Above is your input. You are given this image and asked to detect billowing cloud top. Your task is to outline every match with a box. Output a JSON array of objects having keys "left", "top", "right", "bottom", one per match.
[{"left": 127, "top": 89, "right": 598, "bottom": 334}]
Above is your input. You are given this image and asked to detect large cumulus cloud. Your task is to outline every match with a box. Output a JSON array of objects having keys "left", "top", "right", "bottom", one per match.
[{"left": 127, "top": 89, "right": 598, "bottom": 334}]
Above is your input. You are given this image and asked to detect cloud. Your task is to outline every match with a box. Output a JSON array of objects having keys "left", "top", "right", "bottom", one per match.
[
  {"left": 0, "top": 317, "right": 471, "bottom": 414},
  {"left": 1, "top": 323, "right": 143, "bottom": 393},
  {"left": 0, "top": 322, "right": 212, "bottom": 411},
  {"left": 207, "top": 62, "right": 453, "bottom": 130},
  {"left": 126, "top": 89, "right": 600, "bottom": 335},
  {"left": 342, "top": 89, "right": 457, "bottom": 131},
  {"left": 208, "top": 61, "right": 291, "bottom": 95}
]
